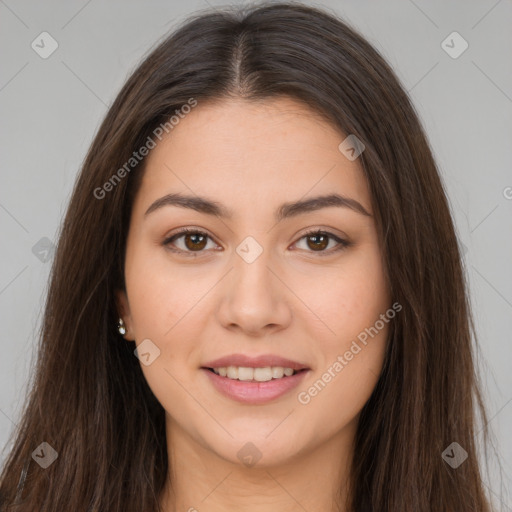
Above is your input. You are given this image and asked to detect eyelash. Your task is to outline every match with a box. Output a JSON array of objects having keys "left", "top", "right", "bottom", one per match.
[{"left": 162, "top": 227, "right": 351, "bottom": 257}]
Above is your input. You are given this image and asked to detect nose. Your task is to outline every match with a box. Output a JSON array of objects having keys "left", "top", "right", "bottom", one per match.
[{"left": 215, "top": 245, "right": 293, "bottom": 337}]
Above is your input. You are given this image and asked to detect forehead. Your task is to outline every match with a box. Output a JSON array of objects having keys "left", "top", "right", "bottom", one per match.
[{"left": 133, "top": 97, "right": 371, "bottom": 217}]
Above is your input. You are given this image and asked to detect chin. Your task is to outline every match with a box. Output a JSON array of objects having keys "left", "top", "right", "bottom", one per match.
[{"left": 202, "top": 426, "right": 310, "bottom": 468}]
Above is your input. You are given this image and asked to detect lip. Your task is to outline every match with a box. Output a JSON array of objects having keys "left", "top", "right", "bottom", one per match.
[
  {"left": 202, "top": 367, "right": 310, "bottom": 405},
  {"left": 202, "top": 353, "right": 310, "bottom": 371}
]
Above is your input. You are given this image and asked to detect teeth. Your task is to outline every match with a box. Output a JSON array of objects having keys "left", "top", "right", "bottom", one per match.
[
  {"left": 212, "top": 366, "right": 299, "bottom": 382},
  {"left": 239, "top": 367, "right": 256, "bottom": 381},
  {"left": 272, "top": 367, "right": 284, "bottom": 379},
  {"left": 226, "top": 366, "right": 238, "bottom": 379}
]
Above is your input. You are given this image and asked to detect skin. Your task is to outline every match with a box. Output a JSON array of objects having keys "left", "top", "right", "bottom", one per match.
[{"left": 116, "top": 96, "right": 392, "bottom": 512}]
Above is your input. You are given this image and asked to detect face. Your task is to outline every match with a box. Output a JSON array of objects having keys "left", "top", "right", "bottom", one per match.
[{"left": 117, "top": 96, "right": 392, "bottom": 468}]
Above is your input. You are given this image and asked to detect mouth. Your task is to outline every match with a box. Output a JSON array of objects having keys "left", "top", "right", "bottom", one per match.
[
  {"left": 200, "top": 354, "right": 311, "bottom": 404},
  {"left": 202, "top": 366, "right": 308, "bottom": 382}
]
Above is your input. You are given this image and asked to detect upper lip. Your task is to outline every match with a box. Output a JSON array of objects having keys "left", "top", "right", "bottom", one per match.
[{"left": 202, "top": 354, "right": 310, "bottom": 371}]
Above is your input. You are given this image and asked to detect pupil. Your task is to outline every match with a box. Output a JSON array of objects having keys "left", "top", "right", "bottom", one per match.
[
  {"left": 309, "top": 234, "right": 327, "bottom": 250},
  {"left": 186, "top": 233, "right": 206, "bottom": 250}
]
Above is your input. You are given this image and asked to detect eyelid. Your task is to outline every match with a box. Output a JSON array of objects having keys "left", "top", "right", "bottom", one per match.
[
  {"left": 292, "top": 228, "right": 351, "bottom": 256},
  {"left": 162, "top": 227, "right": 219, "bottom": 255},
  {"left": 162, "top": 226, "right": 351, "bottom": 256}
]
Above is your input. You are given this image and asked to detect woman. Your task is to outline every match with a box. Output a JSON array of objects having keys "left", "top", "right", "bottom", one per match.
[{"left": 0, "top": 2, "right": 497, "bottom": 510}]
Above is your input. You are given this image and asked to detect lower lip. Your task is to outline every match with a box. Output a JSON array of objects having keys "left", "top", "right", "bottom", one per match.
[{"left": 202, "top": 368, "right": 310, "bottom": 405}]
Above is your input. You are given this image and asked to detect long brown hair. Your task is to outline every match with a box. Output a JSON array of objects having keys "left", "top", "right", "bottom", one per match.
[{"left": 0, "top": 2, "right": 498, "bottom": 510}]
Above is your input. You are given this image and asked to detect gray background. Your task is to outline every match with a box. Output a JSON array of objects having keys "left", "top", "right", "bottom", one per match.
[{"left": 0, "top": 0, "right": 511, "bottom": 507}]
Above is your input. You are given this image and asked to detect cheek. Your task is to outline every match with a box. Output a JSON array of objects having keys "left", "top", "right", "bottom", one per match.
[
  {"left": 296, "top": 243, "right": 390, "bottom": 409},
  {"left": 124, "top": 245, "right": 200, "bottom": 411},
  {"left": 330, "top": 259, "right": 389, "bottom": 399},
  {"left": 124, "top": 242, "right": 204, "bottom": 337},
  {"left": 124, "top": 243, "right": 212, "bottom": 389},
  {"left": 297, "top": 309, "right": 389, "bottom": 432},
  {"left": 304, "top": 245, "right": 390, "bottom": 347},
  {"left": 300, "top": 347, "right": 385, "bottom": 436}
]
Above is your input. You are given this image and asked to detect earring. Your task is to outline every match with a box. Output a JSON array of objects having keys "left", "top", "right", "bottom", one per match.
[{"left": 118, "top": 318, "right": 126, "bottom": 335}]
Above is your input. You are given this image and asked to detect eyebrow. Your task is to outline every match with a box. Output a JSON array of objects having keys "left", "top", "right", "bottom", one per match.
[{"left": 144, "top": 192, "right": 372, "bottom": 221}]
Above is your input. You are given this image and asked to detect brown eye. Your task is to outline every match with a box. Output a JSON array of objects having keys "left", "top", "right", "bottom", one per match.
[
  {"left": 163, "top": 229, "right": 216, "bottom": 255},
  {"left": 163, "top": 228, "right": 350, "bottom": 257},
  {"left": 294, "top": 230, "right": 350, "bottom": 255},
  {"left": 183, "top": 232, "right": 207, "bottom": 251},
  {"left": 305, "top": 233, "right": 329, "bottom": 251}
]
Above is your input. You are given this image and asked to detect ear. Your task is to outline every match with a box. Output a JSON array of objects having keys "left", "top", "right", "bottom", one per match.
[{"left": 115, "top": 288, "right": 135, "bottom": 341}]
